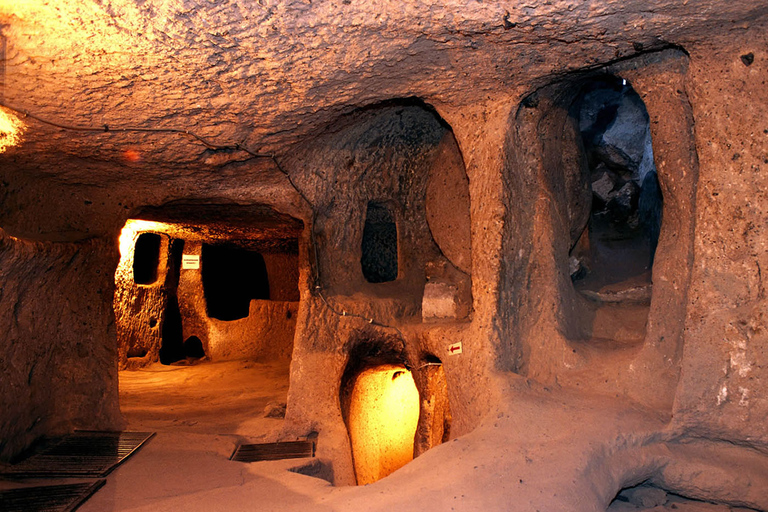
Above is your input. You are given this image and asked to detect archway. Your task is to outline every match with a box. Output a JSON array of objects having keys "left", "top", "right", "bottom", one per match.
[{"left": 569, "top": 76, "right": 662, "bottom": 301}]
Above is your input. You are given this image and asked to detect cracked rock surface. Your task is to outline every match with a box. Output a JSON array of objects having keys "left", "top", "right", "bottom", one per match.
[{"left": 1, "top": 2, "right": 768, "bottom": 511}]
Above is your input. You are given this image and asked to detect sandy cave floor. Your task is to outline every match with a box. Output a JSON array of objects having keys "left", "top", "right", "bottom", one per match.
[
  {"left": 83, "top": 361, "right": 760, "bottom": 511},
  {"left": 1, "top": 359, "right": 759, "bottom": 512},
  {"left": 117, "top": 359, "right": 291, "bottom": 438}
]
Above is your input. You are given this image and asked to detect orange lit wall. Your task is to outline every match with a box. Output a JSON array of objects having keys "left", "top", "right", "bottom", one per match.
[
  {"left": 0, "top": 108, "right": 25, "bottom": 153},
  {"left": 114, "top": 219, "right": 299, "bottom": 367},
  {"left": 347, "top": 365, "right": 420, "bottom": 485}
]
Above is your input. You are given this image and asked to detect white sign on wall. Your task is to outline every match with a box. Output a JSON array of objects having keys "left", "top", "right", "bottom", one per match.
[
  {"left": 181, "top": 254, "right": 200, "bottom": 270},
  {"left": 447, "top": 342, "right": 463, "bottom": 356}
]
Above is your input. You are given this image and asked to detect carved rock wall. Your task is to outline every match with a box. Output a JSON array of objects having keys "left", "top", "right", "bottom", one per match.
[
  {"left": 0, "top": 3, "right": 767, "bottom": 503},
  {"left": 0, "top": 228, "right": 121, "bottom": 461},
  {"left": 673, "top": 23, "right": 768, "bottom": 449}
]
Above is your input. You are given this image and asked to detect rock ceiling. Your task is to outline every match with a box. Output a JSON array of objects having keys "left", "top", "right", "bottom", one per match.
[{"left": 0, "top": 0, "right": 766, "bottom": 183}]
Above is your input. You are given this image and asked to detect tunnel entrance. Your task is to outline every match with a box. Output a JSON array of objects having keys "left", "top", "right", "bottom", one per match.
[
  {"left": 113, "top": 207, "right": 303, "bottom": 437},
  {"left": 201, "top": 243, "right": 270, "bottom": 321},
  {"left": 159, "top": 295, "right": 184, "bottom": 365},
  {"left": 569, "top": 76, "right": 662, "bottom": 302}
]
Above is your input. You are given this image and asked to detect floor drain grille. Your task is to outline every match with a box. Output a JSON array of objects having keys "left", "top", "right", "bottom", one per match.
[
  {"left": 0, "top": 480, "right": 106, "bottom": 512},
  {"left": 1, "top": 431, "right": 155, "bottom": 478},
  {"left": 231, "top": 440, "right": 315, "bottom": 462}
]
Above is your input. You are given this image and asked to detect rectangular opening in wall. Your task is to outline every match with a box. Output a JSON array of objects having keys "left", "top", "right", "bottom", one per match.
[
  {"left": 361, "top": 202, "right": 398, "bottom": 283},
  {"left": 133, "top": 233, "right": 162, "bottom": 285}
]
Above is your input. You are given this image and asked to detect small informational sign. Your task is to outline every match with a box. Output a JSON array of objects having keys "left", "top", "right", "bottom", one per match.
[
  {"left": 447, "top": 342, "right": 463, "bottom": 356},
  {"left": 181, "top": 254, "right": 200, "bottom": 270}
]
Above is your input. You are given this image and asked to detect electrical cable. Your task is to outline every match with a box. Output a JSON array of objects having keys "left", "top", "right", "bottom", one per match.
[{"left": 0, "top": 101, "right": 277, "bottom": 157}]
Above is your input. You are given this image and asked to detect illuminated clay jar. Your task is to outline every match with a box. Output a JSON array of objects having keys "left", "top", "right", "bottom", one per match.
[{"left": 347, "top": 365, "right": 420, "bottom": 485}]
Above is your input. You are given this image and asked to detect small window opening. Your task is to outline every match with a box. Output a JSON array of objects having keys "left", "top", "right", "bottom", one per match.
[
  {"left": 340, "top": 339, "right": 420, "bottom": 485},
  {"left": 361, "top": 202, "right": 398, "bottom": 283},
  {"left": 201, "top": 244, "right": 270, "bottom": 321},
  {"left": 133, "top": 233, "right": 162, "bottom": 285},
  {"left": 183, "top": 336, "right": 206, "bottom": 359},
  {"left": 570, "top": 77, "right": 662, "bottom": 293}
]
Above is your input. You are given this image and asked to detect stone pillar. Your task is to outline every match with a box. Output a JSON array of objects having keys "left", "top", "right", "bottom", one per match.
[{"left": 608, "top": 49, "right": 699, "bottom": 411}]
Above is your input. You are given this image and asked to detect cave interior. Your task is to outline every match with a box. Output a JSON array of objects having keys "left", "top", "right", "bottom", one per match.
[{"left": 1, "top": 2, "right": 767, "bottom": 511}]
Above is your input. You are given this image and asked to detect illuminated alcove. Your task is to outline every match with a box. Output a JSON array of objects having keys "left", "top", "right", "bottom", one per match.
[
  {"left": 345, "top": 364, "right": 420, "bottom": 485},
  {"left": 336, "top": 337, "right": 452, "bottom": 485}
]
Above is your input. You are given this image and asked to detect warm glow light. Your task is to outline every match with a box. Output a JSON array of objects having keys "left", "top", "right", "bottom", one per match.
[
  {"left": 0, "top": 107, "right": 25, "bottom": 153},
  {"left": 348, "top": 365, "right": 420, "bottom": 485},
  {"left": 122, "top": 149, "right": 142, "bottom": 163},
  {"left": 116, "top": 218, "right": 217, "bottom": 283},
  {"left": 118, "top": 219, "right": 173, "bottom": 260}
]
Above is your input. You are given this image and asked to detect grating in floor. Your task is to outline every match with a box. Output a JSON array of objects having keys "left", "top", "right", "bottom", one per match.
[
  {"left": 1, "top": 431, "right": 155, "bottom": 478},
  {"left": 231, "top": 440, "right": 315, "bottom": 462},
  {"left": 0, "top": 480, "right": 106, "bottom": 512}
]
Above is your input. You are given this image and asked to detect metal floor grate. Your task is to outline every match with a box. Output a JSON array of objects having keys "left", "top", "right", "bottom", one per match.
[
  {"left": 0, "top": 480, "right": 106, "bottom": 512},
  {"left": 231, "top": 440, "right": 315, "bottom": 462},
  {"left": 1, "top": 431, "right": 155, "bottom": 478}
]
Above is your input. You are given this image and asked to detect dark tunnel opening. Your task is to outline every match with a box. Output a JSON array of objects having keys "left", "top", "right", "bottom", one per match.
[
  {"left": 569, "top": 76, "right": 663, "bottom": 292},
  {"left": 201, "top": 244, "right": 270, "bottom": 321},
  {"left": 133, "top": 233, "right": 162, "bottom": 285}
]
